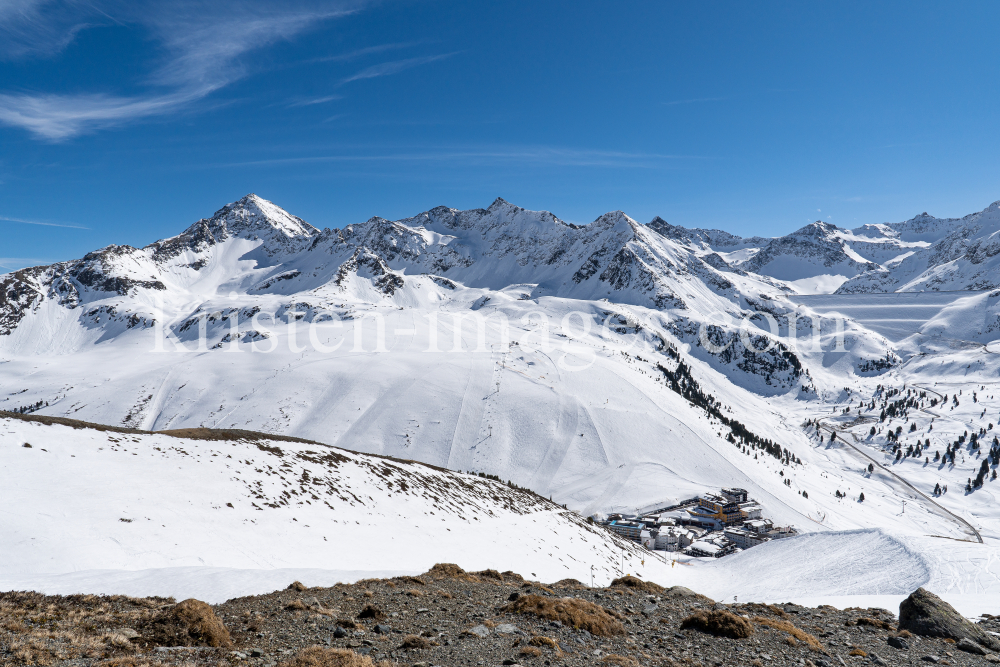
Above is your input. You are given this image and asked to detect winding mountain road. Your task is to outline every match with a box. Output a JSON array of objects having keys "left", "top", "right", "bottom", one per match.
[{"left": 818, "top": 417, "right": 983, "bottom": 544}]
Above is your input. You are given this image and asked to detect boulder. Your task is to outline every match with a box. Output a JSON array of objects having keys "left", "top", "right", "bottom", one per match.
[
  {"left": 956, "top": 637, "right": 987, "bottom": 655},
  {"left": 466, "top": 624, "right": 490, "bottom": 638},
  {"left": 898, "top": 588, "right": 1000, "bottom": 651},
  {"left": 357, "top": 604, "right": 386, "bottom": 621},
  {"left": 143, "top": 599, "right": 233, "bottom": 648}
]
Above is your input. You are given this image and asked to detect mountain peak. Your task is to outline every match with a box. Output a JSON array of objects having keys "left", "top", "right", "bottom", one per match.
[
  {"left": 788, "top": 220, "right": 838, "bottom": 237},
  {"left": 592, "top": 210, "right": 636, "bottom": 228},
  {"left": 487, "top": 197, "right": 515, "bottom": 212},
  {"left": 209, "top": 194, "right": 319, "bottom": 240}
]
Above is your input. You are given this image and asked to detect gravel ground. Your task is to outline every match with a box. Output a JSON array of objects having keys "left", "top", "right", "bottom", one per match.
[{"left": 3, "top": 565, "right": 1000, "bottom": 667}]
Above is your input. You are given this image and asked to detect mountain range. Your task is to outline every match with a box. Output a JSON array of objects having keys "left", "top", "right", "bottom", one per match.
[{"left": 3, "top": 194, "right": 1000, "bottom": 609}]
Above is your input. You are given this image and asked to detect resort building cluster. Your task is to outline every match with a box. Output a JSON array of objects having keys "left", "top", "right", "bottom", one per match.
[{"left": 600, "top": 488, "right": 798, "bottom": 558}]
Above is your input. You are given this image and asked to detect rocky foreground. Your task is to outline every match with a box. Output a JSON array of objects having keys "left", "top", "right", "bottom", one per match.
[{"left": 2, "top": 565, "right": 999, "bottom": 667}]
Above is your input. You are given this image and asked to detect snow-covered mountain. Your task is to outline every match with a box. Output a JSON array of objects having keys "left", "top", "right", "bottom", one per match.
[
  {"left": 4, "top": 194, "right": 1000, "bottom": 611},
  {"left": 0, "top": 193, "right": 903, "bottom": 510},
  {"left": 647, "top": 216, "right": 936, "bottom": 295},
  {"left": 646, "top": 200, "right": 1000, "bottom": 296},
  {"left": 837, "top": 202, "right": 1000, "bottom": 293}
]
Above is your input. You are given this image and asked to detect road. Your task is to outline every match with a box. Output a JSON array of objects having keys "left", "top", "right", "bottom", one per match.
[{"left": 817, "top": 416, "right": 983, "bottom": 544}]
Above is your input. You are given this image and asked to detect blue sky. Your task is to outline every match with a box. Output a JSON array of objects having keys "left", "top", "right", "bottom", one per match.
[{"left": 3, "top": 1, "right": 1000, "bottom": 270}]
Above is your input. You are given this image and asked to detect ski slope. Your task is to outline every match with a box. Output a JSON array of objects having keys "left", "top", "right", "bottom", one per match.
[{"left": 673, "top": 529, "right": 1000, "bottom": 618}]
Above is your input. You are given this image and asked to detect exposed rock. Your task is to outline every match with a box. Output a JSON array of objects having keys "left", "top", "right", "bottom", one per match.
[
  {"left": 663, "top": 585, "right": 710, "bottom": 601},
  {"left": 956, "top": 637, "right": 987, "bottom": 654},
  {"left": 466, "top": 625, "right": 490, "bottom": 638},
  {"left": 356, "top": 605, "right": 386, "bottom": 621},
  {"left": 899, "top": 588, "right": 1000, "bottom": 650}
]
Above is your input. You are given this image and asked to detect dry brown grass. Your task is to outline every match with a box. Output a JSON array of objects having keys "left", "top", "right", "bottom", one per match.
[
  {"left": 143, "top": 598, "right": 233, "bottom": 648},
  {"left": 398, "top": 634, "right": 431, "bottom": 650},
  {"left": 424, "top": 563, "right": 469, "bottom": 579},
  {"left": 288, "top": 581, "right": 308, "bottom": 592},
  {"left": 679, "top": 610, "right": 754, "bottom": 639},
  {"left": 503, "top": 595, "right": 624, "bottom": 637},
  {"left": 609, "top": 575, "right": 664, "bottom": 594},
  {"left": 848, "top": 648, "right": 867, "bottom": 657},
  {"left": 0, "top": 591, "right": 174, "bottom": 666},
  {"left": 422, "top": 563, "right": 522, "bottom": 584},
  {"left": 278, "top": 646, "right": 393, "bottom": 667},
  {"left": 752, "top": 617, "right": 824, "bottom": 652},
  {"left": 552, "top": 579, "right": 586, "bottom": 589},
  {"left": 601, "top": 654, "right": 639, "bottom": 667},
  {"left": 286, "top": 600, "right": 309, "bottom": 611},
  {"left": 528, "top": 636, "right": 559, "bottom": 650},
  {"left": 896, "top": 629, "right": 912, "bottom": 638},
  {"left": 855, "top": 617, "right": 894, "bottom": 630},
  {"left": 520, "top": 646, "right": 543, "bottom": 658},
  {"left": 405, "top": 589, "right": 424, "bottom": 597}
]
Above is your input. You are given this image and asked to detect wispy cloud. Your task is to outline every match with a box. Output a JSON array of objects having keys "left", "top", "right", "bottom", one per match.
[
  {"left": 342, "top": 52, "right": 460, "bottom": 84},
  {"left": 0, "top": 1, "right": 364, "bottom": 140},
  {"left": 287, "top": 94, "right": 342, "bottom": 108},
  {"left": 0, "top": 215, "right": 87, "bottom": 229},
  {"left": 0, "top": 0, "right": 93, "bottom": 60},
  {"left": 309, "top": 41, "right": 421, "bottom": 64},
  {"left": 0, "top": 257, "right": 55, "bottom": 270},
  {"left": 662, "top": 96, "right": 727, "bottom": 106},
  {"left": 216, "top": 146, "right": 705, "bottom": 169},
  {"left": 0, "top": 91, "right": 199, "bottom": 141}
]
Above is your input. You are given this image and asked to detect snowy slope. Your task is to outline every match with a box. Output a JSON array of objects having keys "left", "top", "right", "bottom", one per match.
[
  {"left": 670, "top": 529, "right": 1000, "bottom": 618},
  {"left": 0, "top": 413, "right": 661, "bottom": 589}
]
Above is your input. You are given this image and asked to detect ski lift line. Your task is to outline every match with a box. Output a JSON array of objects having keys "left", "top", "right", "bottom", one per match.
[{"left": 819, "top": 421, "right": 983, "bottom": 544}]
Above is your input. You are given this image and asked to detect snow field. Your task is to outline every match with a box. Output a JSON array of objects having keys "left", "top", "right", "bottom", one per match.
[{"left": 0, "top": 417, "right": 670, "bottom": 591}]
